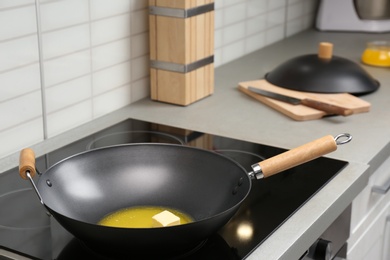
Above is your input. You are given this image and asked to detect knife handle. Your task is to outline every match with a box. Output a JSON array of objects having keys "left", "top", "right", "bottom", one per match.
[{"left": 301, "top": 98, "right": 353, "bottom": 116}]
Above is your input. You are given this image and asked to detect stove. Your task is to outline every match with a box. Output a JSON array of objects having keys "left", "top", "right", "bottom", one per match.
[{"left": 0, "top": 119, "right": 348, "bottom": 259}]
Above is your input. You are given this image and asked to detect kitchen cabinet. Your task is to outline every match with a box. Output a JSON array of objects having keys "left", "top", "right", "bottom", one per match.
[
  {"left": 383, "top": 216, "right": 390, "bottom": 260},
  {"left": 348, "top": 156, "right": 390, "bottom": 260}
]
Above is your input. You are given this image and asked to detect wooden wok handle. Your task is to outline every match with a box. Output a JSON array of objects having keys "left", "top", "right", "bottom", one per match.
[
  {"left": 257, "top": 135, "right": 337, "bottom": 178},
  {"left": 19, "top": 148, "right": 36, "bottom": 180}
]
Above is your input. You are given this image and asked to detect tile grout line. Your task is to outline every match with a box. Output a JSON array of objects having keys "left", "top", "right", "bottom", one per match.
[
  {"left": 88, "top": 0, "right": 94, "bottom": 120},
  {"left": 283, "top": 0, "right": 288, "bottom": 39},
  {"left": 34, "top": 0, "right": 48, "bottom": 140}
]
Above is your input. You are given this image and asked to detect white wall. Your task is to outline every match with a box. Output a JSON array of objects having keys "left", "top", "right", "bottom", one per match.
[
  {"left": 0, "top": 0, "right": 318, "bottom": 158},
  {"left": 215, "top": 0, "right": 318, "bottom": 65}
]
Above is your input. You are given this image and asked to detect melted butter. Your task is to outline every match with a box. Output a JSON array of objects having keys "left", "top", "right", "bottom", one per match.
[{"left": 98, "top": 206, "right": 193, "bottom": 228}]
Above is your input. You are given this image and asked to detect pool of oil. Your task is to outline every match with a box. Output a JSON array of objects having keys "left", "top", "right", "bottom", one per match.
[{"left": 98, "top": 206, "right": 193, "bottom": 228}]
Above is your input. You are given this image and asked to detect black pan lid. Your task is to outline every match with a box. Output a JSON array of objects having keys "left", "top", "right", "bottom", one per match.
[{"left": 265, "top": 44, "right": 380, "bottom": 95}]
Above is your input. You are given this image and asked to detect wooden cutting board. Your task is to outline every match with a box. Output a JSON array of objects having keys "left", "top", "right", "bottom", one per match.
[{"left": 238, "top": 79, "right": 371, "bottom": 121}]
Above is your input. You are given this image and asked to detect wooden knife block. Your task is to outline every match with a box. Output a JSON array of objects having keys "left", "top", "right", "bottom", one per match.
[{"left": 149, "top": 0, "right": 214, "bottom": 106}]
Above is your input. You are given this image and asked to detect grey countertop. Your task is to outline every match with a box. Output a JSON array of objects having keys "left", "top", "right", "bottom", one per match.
[{"left": 2, "top": 29, "right": 390, "bottom": 259}]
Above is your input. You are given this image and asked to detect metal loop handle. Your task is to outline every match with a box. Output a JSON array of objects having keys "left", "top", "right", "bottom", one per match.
[
  {"left": 334, "top": 133, "right": 352, "bottom": 145},
  {"left": 25, "top": 171, "right": 44, "bottom": 206}
]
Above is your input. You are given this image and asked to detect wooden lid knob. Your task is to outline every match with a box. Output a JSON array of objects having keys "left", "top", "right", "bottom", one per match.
[{"left": 318, "top": 42, "right": 333, "bottom": 60}]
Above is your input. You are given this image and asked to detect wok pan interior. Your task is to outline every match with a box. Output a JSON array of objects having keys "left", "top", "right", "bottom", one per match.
[{"left": 37, "top": 144, "right": 251, "bottom": 225}]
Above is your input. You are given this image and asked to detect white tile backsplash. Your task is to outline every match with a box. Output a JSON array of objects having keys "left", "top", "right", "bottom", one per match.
[
  {"left": 266, "top": 7, "right": 286, "bottom": 28},
  {"left": 0, "top": 63, "right": 41, "bottom": 102},
  {"left": 303, "top": 13, "right": 316, "bottom": 29},
  {"left": 287, "top": 2, "right": 304, "bottom": 21},
  {"left": 214, "top": 9, "right": 224, "bottom": 29},
  {"left": 0, "top": 0, "right": 34, "bottom": 9},
  {"left": 214, "top": 0, "right": 224, "bottom": 9},
  {"left": 44, "top": 50, "right": 91, "bottom": 87},
  {"left": 1, "top": 90, "right": 42, "bottom": 130},
  {"left": 214, "top": 28, "right": 223, "bottom": 48},
  {"left": 93, "top": 61, "right": 131, "bottom": 96},
  {"left": 130, "top": 32, "right": 149, "bottom": 58},
  {"left": 288, "top": 0, "right": 302, "bottom": 4},
  {"left": 247, "top": 0, "right": 267, "bottom": 17},
  {"left": 0, "top": 35, "right": 39, "bottom": 72},
  {"left": 0, "top": 4, "right": 37, "bottom": 41},
  {"left": 268, "top": 0, "right": 287, "bottom": 10},
  {"left": 224, "top": 3, "right": 246, "bottom": 25},
  {"left": 93, "top": 84, "right": 131, "bottom": 117},
  {"left": 223, "top": 22, "right": 246, "bottom": 45},
  {"left": 0, "top": 1, "right": 43, "bottom": 158},
  {"left": 1, "top": 118, "right": 44, "bottom": 160},
  {"left": 286, "top": 17, "right": 304, "bottom": 37},
  {"left": 90, "top": 0, "right": 131, "bottom": 20},
  {"left": 131, "top": 55, "right": 149, "bottom": 82},
  {"left": 130, "top": 9, "right": 148, "bottom": 35},
  {"left": 303, "top": 0, "right": 318, "bottom": 14},
  {"left": 47, "top": 99, "right": 92, "bottom": 137},
  {"left": 226, "top": 0, "right": 247, "bottom": 6},
  {"left": 246, "top": 14, "right": 267, "bottom": 35},
  {"left": 40, "top": 0, "right": 90, "bottom": 32},
  {"left": 0, "top": 0, "right": 319, "bottom": 158},
  {"left": 45, "top": 76, "right": 91, "bottom": 113},
  {"left": 266, "top": 24, "right": 285, "bottom": 44},
  {"left": 91, "top": 38, "right": 131, "bottom": 71},
  {"left": 215, "top": 0, "right": 317, "bottom": 66},
  {"left": 221, "top": 40, "right": 246, "bottom": 64},
  {"left": 130, "top": 77, "right": 149, "bottom": 103},
  {"left": 91, "top": 14, "right": 131, "bottom": 46},
  {"left": 130, "top": 0, "right": 148, "bottom": 12},
  {"left": 42, "top": 24, "right": 91, "bottom": 59},
  {"left": 245, "top": 31, "right": 266, "bottom": 53}
]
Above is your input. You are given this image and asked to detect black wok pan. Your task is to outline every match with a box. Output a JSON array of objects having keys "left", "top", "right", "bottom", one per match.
[{"left": 19, "top": 133, "right": 351, "bottom": 257}]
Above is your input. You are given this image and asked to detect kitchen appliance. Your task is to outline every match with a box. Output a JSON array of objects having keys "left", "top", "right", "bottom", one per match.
[
  {"left": 0, "top": 119, "right": 350, "bottom": 259},
  {"left": 317, "top": 0, "right": 390, "bottom": 32}
]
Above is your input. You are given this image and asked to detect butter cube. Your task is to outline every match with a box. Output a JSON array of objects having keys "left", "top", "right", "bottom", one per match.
[{"left": 152, "top": 210, "right": 180, "bottom": 227}]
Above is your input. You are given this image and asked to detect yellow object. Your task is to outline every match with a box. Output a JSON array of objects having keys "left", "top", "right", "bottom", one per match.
[
  {"left": 362, "top": 41, "right": 390, "bottom": 67},
  {"left": 152, "top": 210, "right": 180, "bottom": 227},
  {"left": 98, "top": 206, "right": 193, "bottom": 228}
]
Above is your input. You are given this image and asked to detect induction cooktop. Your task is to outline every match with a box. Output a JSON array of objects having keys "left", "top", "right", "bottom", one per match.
[{"left": 0, "top": 118, "right": 348, "bottom": 259}]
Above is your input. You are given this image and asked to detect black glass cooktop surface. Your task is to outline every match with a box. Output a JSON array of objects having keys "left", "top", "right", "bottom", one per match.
[{"left": 0, "top": 119, "right": 348, "bottom": 259}]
